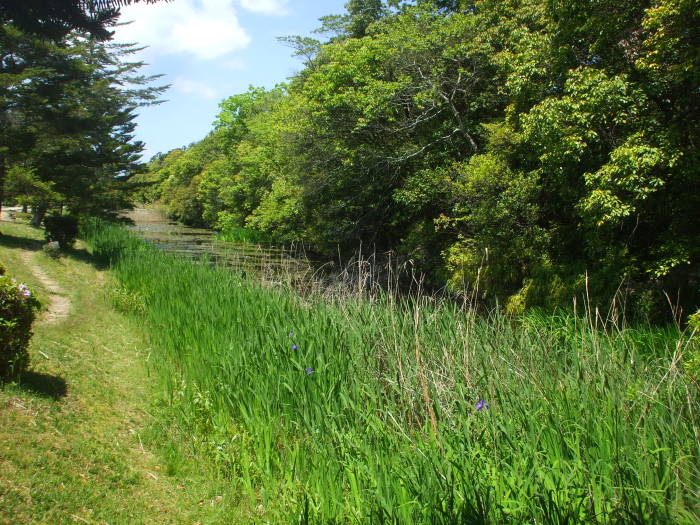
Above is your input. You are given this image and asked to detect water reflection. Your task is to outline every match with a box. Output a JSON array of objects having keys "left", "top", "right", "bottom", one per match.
[{"left": 125, "top": 207, "right": 310, "bottom": 279}]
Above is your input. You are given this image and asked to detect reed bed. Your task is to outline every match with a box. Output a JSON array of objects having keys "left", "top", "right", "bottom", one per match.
[{"left": 83, "top": 220, "right": 699, "bottom": 524}]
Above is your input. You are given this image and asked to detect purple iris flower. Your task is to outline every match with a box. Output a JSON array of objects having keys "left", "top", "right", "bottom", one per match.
[
  {"left": 305, "top": 367, "right": 314, "bottom": 375},
  {"left": 476, "top": 399, "right": 488, "bottom": 411}
]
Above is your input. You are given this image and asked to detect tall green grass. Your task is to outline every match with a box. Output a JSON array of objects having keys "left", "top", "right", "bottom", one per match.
[
  {"left": 215, "top": 225, "right": 274, "bottom": 244},
  {"left": 83, "top": 220, "right": 699, "bottom": 524}
]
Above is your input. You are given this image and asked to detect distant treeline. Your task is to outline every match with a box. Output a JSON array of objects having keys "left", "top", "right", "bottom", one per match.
[{"left": 133, "top": 0, "right": 700, "bottom": 318}]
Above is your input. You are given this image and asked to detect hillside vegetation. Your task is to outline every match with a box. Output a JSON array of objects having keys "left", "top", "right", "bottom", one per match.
[
  {"left": 2, "top": 1, "right": 699, "bottom": 522},
  {"left": 133, "top": 0, "right": 700, "bottom": 318}
]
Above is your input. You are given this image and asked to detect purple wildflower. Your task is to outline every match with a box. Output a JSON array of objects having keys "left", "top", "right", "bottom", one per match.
[
  {"left": 305, "top": 367, "right": 314, "bottom": 375},
  {"left": 18, "top": 284, "right": 31, "bottom": 297},
  {"left": 476, "top": 399, "right": 488, "bottom": 411},
  {"left": 292, "top": 345, "right": 297, "bottom": 351}
]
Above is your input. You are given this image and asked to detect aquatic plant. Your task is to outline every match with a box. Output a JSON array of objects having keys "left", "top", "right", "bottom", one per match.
[{"left": 83, "top": 221, "right": 700, "bottom": 524}]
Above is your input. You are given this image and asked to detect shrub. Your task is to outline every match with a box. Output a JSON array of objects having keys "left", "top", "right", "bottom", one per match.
[
  {"left": 44, "top": 214, "right": 79, "bottom": 248},
  {"left": 0, "top": 262, "right": 38, "bottom": 380}
]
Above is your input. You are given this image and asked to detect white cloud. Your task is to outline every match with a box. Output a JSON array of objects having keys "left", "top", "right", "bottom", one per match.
[
  {"left": 175, "top": 77, "right": 219, "bottom": 100},
  {"left": 114, "top": 0, "right": 251, "bottom": 60},
  {"left": 238, "top": 0, "right": 290, "bottom": 16}
]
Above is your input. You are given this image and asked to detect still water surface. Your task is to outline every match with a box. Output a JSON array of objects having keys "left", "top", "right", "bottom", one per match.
[{"left": 125, "top": 207, "right": 310, "bottom": 278}]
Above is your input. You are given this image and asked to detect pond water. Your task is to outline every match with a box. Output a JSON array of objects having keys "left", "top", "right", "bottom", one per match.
[{"left": 125, "top": 207, "right": 311, "bottom": 279}]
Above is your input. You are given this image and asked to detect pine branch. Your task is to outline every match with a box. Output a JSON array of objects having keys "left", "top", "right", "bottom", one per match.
[{"left": 80, "top": 0, "right": 172, "bottom": 12}]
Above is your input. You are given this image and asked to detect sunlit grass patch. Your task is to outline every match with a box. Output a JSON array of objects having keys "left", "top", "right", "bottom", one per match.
[
  {"left": 83, "top": 220, "right": 700, "bottom": 524},
  {"left": 0, "top": 221, "right": 244, "bottom": 524}
]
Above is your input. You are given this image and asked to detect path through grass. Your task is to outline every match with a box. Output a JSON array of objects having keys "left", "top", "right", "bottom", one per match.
[{"left": 0, "top": 220, "right": 240, "bottom": 524}]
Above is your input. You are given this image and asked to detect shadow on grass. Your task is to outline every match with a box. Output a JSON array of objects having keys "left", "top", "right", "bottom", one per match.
[
  {"left": 17, "top": 370, "right": 68, "bottom": 400},
  {"left": 63, "top": 245, "right": 108, "bottom": 270},
  {"left": 0, "top": 226, "right": 108, "bottom": 271},
  {"left": 0, "top": 231, "right": 44, "bottom": 252}
]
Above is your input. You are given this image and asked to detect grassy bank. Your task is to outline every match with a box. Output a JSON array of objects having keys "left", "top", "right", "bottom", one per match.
[
  {"left": 82, "top": 221, "right": 699, "bottom": 524},
  {"left": 0, "top": 220, "right": 241, "bottom": 523}
]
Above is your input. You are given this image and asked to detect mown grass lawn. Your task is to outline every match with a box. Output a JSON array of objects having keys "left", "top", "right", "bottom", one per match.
[{"left": 0, "top": 219, "right": 241, "bottom": 524}]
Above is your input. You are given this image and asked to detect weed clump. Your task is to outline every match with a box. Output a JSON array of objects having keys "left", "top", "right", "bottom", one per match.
[
  {"left": 42, "top": 241, "right": 61, "bottom": 259},
  {"left": 108, "top": 284, "right": 145, "bottom": 315},
  {"left": 0, "top": 261, "right": 38, "bottom": 380}
]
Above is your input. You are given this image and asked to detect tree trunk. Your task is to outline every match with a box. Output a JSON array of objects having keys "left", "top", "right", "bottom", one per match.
[
  {"left": 0, "top": 153, "right": 5, "bottom": 219},
  {"left": 31, "top": 202, "right": 48, "bottom": 227}
]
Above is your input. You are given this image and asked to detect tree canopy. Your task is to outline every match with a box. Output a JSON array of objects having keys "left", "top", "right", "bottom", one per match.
[
  {"left": 0, "top": 7, "right": 166, "bottom": 224},
  {"left": 0, "top": 0, "right": 171, "bottom": 41},
  {"left": 125, "top": 0, "right": 700, "bottom": 317}
]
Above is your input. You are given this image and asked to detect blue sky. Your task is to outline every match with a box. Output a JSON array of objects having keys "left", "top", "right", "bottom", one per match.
[{"left": 112, "top": 0, "right": 348, "bottom": 162}]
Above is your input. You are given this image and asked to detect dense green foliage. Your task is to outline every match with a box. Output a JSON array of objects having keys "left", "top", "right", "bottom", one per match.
[
  {"left": 135, "top": 0, "right": 700, "bottom": 317},
  {"left": 43, "top": 214, "right": 79, "bottom": 248},
  {"left": 0, "top": 0, "right": 170, "bottom": 42},
  {"left": 0, "top": 17, "right": 164, "bottom": 225},
  {"left": 84, "top": 221, "right": 700, "bottom": 523},
  {"left": 0, "top": 260, "right": 37, "bottom": 379}
]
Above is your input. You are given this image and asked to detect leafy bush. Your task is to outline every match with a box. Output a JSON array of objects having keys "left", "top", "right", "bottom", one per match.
[
  {"left": 0, "top": 262, "right": 38, "bottom": 380},
  {"left": 44, "top": 214, "right": 79, "bottom": 248},
  {"left": 219, "top": 227, "right": 269, "bottom": 244}
]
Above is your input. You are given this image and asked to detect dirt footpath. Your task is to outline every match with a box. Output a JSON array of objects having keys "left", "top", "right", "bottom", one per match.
[{"left": 19, "top": 250, "right": 71, "bottom": 324}]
